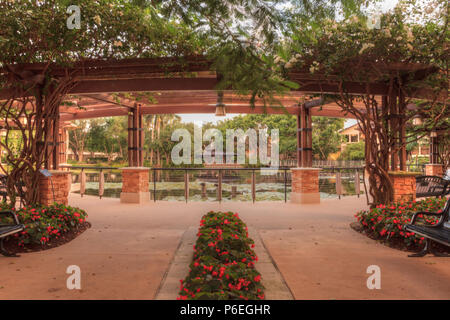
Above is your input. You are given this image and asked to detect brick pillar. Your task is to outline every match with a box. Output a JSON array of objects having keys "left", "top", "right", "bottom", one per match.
[
  {"left": 120, "top": 167, "right": 150, "bottom": 203},
  {"left": 38, "top": 171, "right": 71, "bottom": 206},
  {"left": 425, "top": 164, "right": 443, "bottom": 176},
  {"left": 290, "top": 168, "right": 321, "bottom": 204},
  {"left": 389, "top": 172, "right": 419, "bottom": 203}
]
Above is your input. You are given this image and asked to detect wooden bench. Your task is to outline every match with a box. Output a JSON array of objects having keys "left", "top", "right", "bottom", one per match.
[
  {"left": 0, "top": 210, "right": 25, "bottom": 257},
  {"left": 415, "top": 176, "right": 449, "bottom": 198},
  {"left": 404, "top": 198, "right": 450, "bottom": 257}
]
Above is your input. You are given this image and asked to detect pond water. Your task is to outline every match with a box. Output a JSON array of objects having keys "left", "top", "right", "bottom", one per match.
[{"left": 70, "top": 170, "right": 362, "bottom": 202}]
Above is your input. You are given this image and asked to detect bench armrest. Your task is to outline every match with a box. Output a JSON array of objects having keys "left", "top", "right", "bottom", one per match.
[
  {"left": 0, "top": 210, "right": 20, "bottom": 225},
  {"left": 407, "top": 211, "right": 445, "bottom": 227}
]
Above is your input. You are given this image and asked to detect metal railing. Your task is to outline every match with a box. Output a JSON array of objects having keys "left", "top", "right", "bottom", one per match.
[
  {"left": 150, "top": 167, "right": 290, "bottom": 203},
  {"left": 60, "top": 165, "right": 117, "bottom": 199},
  {"left": 60, "top": 165, "right": 365, "bottom": 202},
  {"left": 280, "top": 159, "right": 365, "bottom": 168}
]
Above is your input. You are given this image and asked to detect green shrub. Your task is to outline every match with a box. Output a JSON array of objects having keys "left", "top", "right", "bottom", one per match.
[
  {"left": 355, "top": 197, "right": 447, "bottom": 248},
  {"left": 0, "top": 203, "right": 88, "bottom": 246},
  {"left": 178, "top": 211, "right": 264, "bottom": 300}
]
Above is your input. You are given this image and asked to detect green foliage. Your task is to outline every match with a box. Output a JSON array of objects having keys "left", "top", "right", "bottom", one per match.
[
  {"left": 339, "top": 141, "right": 365, "bottom": 160},
  {"left": 0, "top": 203, "right": 88, "bottom": 246},
  {"left": 86, "top": 117, "right": 128, "bottom": 159},
  {"left": 355, "top": 197, "right": 447, "bottom": 248},
  {"left": 0, "top": 0, "right": 206, "bottom": 64},
  {"left": 312, "top": 117, "right": 345, "bottom": 160},
  {"left": 179, "top": 211, "right": 264, "bottom": 300}
]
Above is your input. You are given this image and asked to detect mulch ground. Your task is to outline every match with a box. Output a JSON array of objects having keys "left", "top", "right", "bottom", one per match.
[
  {"left": 2, "top": 222, "right": 92, "bottom": 254},
  {"left": 350, "top": 221, "right": 449, "bottom": 255}
]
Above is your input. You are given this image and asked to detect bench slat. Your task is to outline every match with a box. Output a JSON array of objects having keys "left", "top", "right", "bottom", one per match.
[
  {"left": 0, "top": 225, "right": 25, "bottom": 238},
  {"left": 405, "top": 225, "right": 450, "bottom": 247}
]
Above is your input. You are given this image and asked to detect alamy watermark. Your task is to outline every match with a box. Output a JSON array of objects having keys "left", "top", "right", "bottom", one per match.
[
  {"left": 366, "top": 265, "right": 381, "bottom": 289},
  {"left": 66, "top": 265, "right": 81, "bottom": 290},
  {"left": 171, "top": 126, "right": 279, "bottom": 174},
  {"left": 66, "top": 5, "right": 81, "bottom": 30}
]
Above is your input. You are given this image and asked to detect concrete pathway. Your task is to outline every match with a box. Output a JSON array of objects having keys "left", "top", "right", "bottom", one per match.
[
  {"left": 0, "top": 195, "right": 448, "bottom": 299},
  {"left": 155, "top": 227, "right": 293, "bottom": 300}
]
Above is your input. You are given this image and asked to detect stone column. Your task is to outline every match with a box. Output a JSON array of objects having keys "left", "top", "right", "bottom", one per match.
[
  {"left": 38, "top": 171, "right": 71, "bottom": 206},
  {"left": 120, "top": 167, "right": 150, "bottom": 203},
  {"left": 290, "top": 167, "right": 321, "bottom": 204},
  {"left": 425, "top": 164, "right": 443, "bottom": 177},
  {"left": 388, "top": 172, "right": 419, "bottom": 203}
]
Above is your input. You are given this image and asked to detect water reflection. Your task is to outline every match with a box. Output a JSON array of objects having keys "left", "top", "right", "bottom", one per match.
[{"left": 70, "top": 170, "right": 362, "bottom": 201}]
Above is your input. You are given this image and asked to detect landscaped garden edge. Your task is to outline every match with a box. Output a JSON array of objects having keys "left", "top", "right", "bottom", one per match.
[
  {"left": 354, "top": 196, "right": 449, "bottom": 252},
  {"left": 0, "top": 202, "right": 89, "bottom": 251},
  {"left": 178, "top": 211, "right": 264, "bottom": 300}
]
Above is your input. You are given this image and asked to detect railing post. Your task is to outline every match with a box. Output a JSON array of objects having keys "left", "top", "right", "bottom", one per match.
[
  {"left": 153, "top": 168, "right": 156, "bottom": 202},
  {"left": 184, "top": 169, "right": 189, "bottom": 203},
  {"left": 336, "top": 170, "right": 342, "bottom": 199},
  {"left": 99, "top": 169, "right": 104, "bottom": 199},
  {"left": 231, "top": 186, "right": 237, "bottom": 199},
  {"left": 200, "top": 182, "right": 207, "bottom": 200},
  {"left": 80, "top": 168, "right": 86, "bottom": 197},
  {"left": 354, "top": 169, "right": 360, "bottom": 198},
  {"left": 284, "top": 169, "right": 287, "bottom": 203},
  {"left": 251, "top": 169, "right": 256, "bottom": 203},
  {"left": 217, "top": 169, "right": 222, "bottom": 202}
]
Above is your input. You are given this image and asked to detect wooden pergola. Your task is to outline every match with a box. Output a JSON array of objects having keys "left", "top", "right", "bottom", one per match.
[{"left": 0, "top": 56, "right": 445, "bottom": 170}]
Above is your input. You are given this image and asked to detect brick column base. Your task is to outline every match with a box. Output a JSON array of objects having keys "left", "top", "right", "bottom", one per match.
[
  {"left": 120, "top": 167, "right": 150, "bottom": 204},
  {"left": 38, "top": 171, "right": 71, "bottom": 206},
  {"left": 290, "top": 168, "right": 321, "bottom": 204},
  {"left": 425, "top": 164, "right": 443, "bottom": 177},
  {"left": 389, "top": 172, "right": 419, "bottom": 203}
]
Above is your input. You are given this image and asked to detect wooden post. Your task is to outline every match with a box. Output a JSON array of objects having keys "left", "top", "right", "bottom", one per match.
[
  {"left": 99, "top": 169, "right": 104, "bottom": 199},
  {"left": 354, "top": 169, "right": 360, "bottom": 198},
  {"left": 184, "top": 170, "right": 189, "bottom": 202},
  {"left": 297, "top": 105, "right": 313, "bottom": 168},
  {"left": 80, "top": 169, "right": 86, "bottom": 197},
  {"left": 399, "top": 91, "right": 407, "bottom": 171},
  {"left": 217, "top": 170, "right": 222, "bottom": 202},
  {"left": 251, "top": 170, "right": 256, "bottom": 203},
  {"left": 52, "top": 113, "right": 60, "bottom": 170},
  {"left": 430, "top": 134, "right": 439, "bottom": 164},
  {"left": 231, "top": 186, "right": 237, "bottom": 199},
  {"left": 127, "top": 111, "right": 133, "bottom": 166},
  {"left": 200, "top": 182, "right": 207, "bottom": 199},
  {"left": 336, "top": 170, "right": 342, "bottom": 199},
  {"left": 389, "top": 88, "right": 399, "bottom": 171},
  {"left": 59, "top": 127, "right": 67, "bottom": 164},
  {"left": 132, "top": 106, "right": 138, "bottom": 166},
  {"left": 296, "top": 114, "right": 301, "bottom": 167},
  {"left": 138, "top": 105, "right": 144, "bottom": 167},
  {"left": 306, "top": 106, "right": 312, "bottom": 167}
]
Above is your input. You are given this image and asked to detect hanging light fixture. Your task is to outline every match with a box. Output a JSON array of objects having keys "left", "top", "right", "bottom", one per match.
[
  {"left": 215, "top": 91, "right": 226, "bottom": 116},
  {"left": 412, "top": 115, "right": 422, "bottom": 125}
]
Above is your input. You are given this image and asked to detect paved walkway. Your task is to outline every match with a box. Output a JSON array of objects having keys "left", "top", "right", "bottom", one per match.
[{"left": 0, "top": 195, "right": 448, "bottom": 299}]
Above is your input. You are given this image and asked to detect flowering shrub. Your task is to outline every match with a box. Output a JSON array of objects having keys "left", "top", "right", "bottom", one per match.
[
  {"left": 178, "top": 211, "right": 264, "bottom": 300},
  {"left": 0, "top": 203, "right": 88, "bottom": 247},
  {"left": 355, "top": 197, "right": 447, "bottom": 248}
]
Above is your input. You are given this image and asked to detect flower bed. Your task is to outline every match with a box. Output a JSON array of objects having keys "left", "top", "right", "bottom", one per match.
[
  {"left": 178, "top": 211, "right": 264, "bottom": 300},
  {"left": 0, "top": 203, "right": 89, "bottom": 251},
  {"left": 355, "top": 197, "right": 448, "bottom": 250}
]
